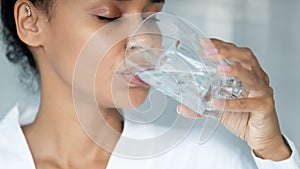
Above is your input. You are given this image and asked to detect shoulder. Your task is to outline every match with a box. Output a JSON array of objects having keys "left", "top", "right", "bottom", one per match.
[{"left": 0, "top": 104, "right": 36, "bottom": 169}]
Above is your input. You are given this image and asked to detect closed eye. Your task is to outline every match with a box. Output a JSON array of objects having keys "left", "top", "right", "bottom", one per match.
[{"left": 97, "top": 16, "right": 119, "bottom": 22}]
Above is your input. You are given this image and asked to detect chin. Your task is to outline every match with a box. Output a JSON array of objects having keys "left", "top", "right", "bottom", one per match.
[
  {"left": 110, "top": 86, "right": 150, "bottom": 109},
  {"left": 128, "top": 86, "right": 150, "bottom": 108}
]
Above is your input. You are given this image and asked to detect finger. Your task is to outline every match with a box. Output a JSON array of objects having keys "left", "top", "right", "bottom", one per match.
[
  {"left": 200, "top": 38, "right": 269, "bottom": 85},
  {"left": 210, "top": 39, "right": 259, "bottom": 68},
  {"left": 209, "top": 39, "right": 269, "bottom": 84},
  {"left": 200, "top": 39, "right": 250, "bottom": 67},
  {"left": 211, "top": 97, "right": 274, "bottom": 114},
  {"left": 199, "top": 38, "right": 219, "bottom": 61},
  {"left": 217, "top": 63, "right": 268, "bottom": 90},
  {"left": 200, "top": 38, "right": 216, "bottom": 49},
  {"left": 210, "top": 38, "right": 237, "bottom": 48},
  {"left": 177, "top": 104, "right": 202, "bottom": 119},
  {"left": 201, "top": 38, "right": 256, "bottom": 70},
  {"left": 218, "top": 47, "right": 258, "bottom": 70}
]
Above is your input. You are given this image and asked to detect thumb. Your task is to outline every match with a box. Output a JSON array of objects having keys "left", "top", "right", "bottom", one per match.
[{"left": 176, "top": 104, "right": 203, "bottom": 119}]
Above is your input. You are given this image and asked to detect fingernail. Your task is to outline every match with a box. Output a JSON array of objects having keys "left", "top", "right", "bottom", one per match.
[
  {"left": 176, "top": 106, "right": 181, "bottom": 114},
  {"left": 204, "top": 48, "right": 218, "bottom": 55},
  {"left": 211, "top": 99, "right": 224, "bottom": 108},
  {"left": 218, "top": 64, "right": 232, "bottom": 72},
  {"left": 200, "top": 38, "right": 210, "bottom": 43}
]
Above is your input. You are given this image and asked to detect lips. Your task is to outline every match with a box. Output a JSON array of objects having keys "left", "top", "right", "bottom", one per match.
[{"left": 122, "top": 71, "right": 150, "bottom": 87}]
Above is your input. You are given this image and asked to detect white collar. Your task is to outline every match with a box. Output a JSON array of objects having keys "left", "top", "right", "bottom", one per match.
[
  {"left": 0, "top": 102, "right": 175, "bottom": 169},
  {"left": 0, "top": 102, "right": 255, "bottom": 169},
  {"left": 0, "top": 104, "right": 36, "bottom": 169}
]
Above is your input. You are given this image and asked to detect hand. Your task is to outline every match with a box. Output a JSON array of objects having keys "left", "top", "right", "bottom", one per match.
[{"left": 177, "top": 38, "right": 291, "bottom": 161}]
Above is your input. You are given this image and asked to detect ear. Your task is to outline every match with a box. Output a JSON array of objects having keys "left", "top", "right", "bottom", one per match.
[{"left": 14, "top": 0, "right": 44, "bottom": 47}]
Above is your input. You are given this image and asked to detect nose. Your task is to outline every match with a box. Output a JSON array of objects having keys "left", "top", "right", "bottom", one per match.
[
  {"left": 124, "top": 12, "right": 155, "bottom": 55},
  {"left": 126, "top": 34, "right": 153, "bottom": 55}
]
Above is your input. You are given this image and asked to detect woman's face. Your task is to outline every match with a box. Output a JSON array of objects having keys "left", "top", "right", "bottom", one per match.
[{"left": 38, "top": 0, "right": 164, "bottom": 109}]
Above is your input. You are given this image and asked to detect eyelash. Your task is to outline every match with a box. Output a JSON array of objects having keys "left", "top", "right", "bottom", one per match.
[
  {"left": 96, "top": 15, "right": 160, "bottom": 23},
  {"left": 97, "top": 16, "right": 119, "bottom": 22}
]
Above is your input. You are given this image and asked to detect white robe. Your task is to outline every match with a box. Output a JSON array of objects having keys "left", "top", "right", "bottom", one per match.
[{"left": 0, "top": 103, "right": 299, "bottom": 169}]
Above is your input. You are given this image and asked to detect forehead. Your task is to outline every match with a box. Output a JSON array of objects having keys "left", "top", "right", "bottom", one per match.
[
  {"left": 53, "top": 0, "right": 164, "bottom": 11},
  {"left": 64, "top": 0, "right": 165, "bottom": 7}
]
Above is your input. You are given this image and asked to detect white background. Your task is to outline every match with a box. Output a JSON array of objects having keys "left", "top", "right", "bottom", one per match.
[{"left": 1, "top": 0, "right": 299, "bottom": 149}]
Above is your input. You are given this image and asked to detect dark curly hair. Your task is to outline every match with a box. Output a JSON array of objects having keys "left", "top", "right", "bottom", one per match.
[{"left": 0, "top": 0, "right": 53, "bottom": 90}]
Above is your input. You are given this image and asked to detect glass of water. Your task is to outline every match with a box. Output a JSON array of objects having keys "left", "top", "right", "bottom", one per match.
[{"left": 124, "top": 12, "right": 243, "bottom": 143}]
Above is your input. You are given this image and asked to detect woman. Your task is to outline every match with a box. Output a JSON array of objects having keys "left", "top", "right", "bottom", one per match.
[{"left": 0, "top": 0, "right": 299, "bottom": 168}]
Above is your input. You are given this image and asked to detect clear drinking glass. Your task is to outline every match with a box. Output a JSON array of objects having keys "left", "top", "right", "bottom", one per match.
[{"left": 124, "top": 12, "right": 243, "bottom": 143}]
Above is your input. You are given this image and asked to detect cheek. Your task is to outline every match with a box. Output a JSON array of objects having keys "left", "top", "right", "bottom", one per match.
[
  {"left": 94, "top": 47, "right": 150, "bottom": 109},
  {"left": 44, "top": 23, "right": 96, "bottom": 87},
  {"left": 94, "top": 46, "right": 126, "bottom": 107}
]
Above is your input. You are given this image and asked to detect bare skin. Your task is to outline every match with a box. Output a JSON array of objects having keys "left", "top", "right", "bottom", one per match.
[
  {"left": 177, "top": 38, "right": 291, "bottom": 161},
  {"left": 14, "top": 0, "right": 290, "bottom": 168},
  {"left": 15, "top": 0, "right": 163, "bottom": 168}
]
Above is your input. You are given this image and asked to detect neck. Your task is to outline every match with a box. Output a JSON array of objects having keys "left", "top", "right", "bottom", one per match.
[{"left": 22, "top": 66, "right": 123, "bottom": 168}]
